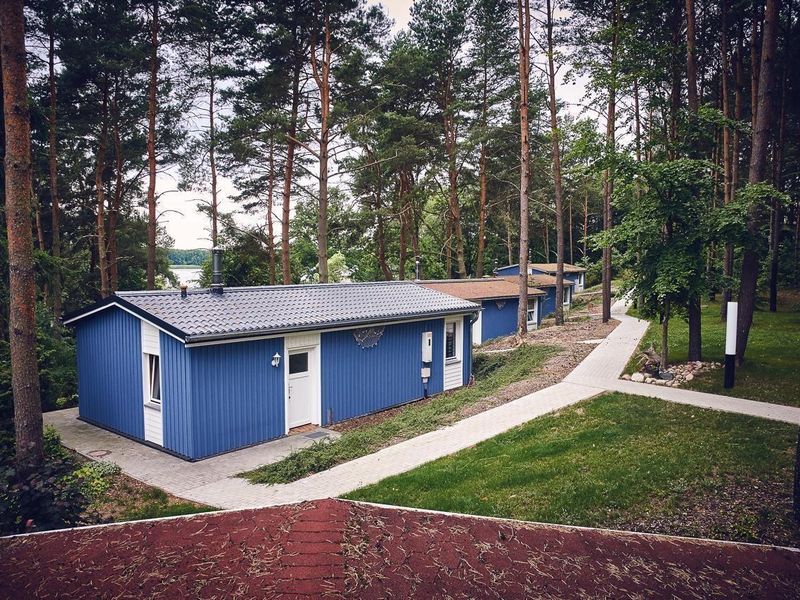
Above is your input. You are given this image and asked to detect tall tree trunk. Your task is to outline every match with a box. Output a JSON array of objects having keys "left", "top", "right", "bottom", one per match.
[
  {"left": 46, "top": 11, "right": 61, "bottom": 323},
  {"left": 517, "top": 0, "right": 531, "bottom": 335},
  {"left": 146, "top": 0, "right": 158, "bottom": 289},
  {"left": 281, "top": 63, "right": 301, "bottom": 284},
  {"left": 685, "top": 0, "right": 702, "bottom": 361},
  {"left": 109, "top": 78, "right": 123, "bottom": 292},
  {"left": 723, "top": 29, "right": 745, "bottom": 320},
  {"left": 546, "top": 0, "right": 565, "bottom": 325},
  {"left": 96, "top": 75, "right": 110, "bottom": 299},
  {"left": 601, "top": 0, "right": 619, "bottom": 323},
  {"left": 720, "top": 0, "right": 732, "bottom": 311},
  {"left": 207, "top": 42, "right": 219, "bottom": 248},
  {"left": 737, "top": 0, "right": 780, "bottom": 365},
  {"left": 568, "top": 196, "right": 574, "bottom": 265},
  {"left": 367, "top": 146, "right": 392, "bottom": 280},
  {"left": 685, "top": 0, "right": 699, "bottom": 113},
  {"left": 311, "top": 12, "right": 331, "bottom": 282},
  {"left": 267, "top": 141, "right": 276, "bottom": 285},
  {"left": 444, "top": 110, "right": 467, "bottom": 278},
  {"left": 1, "top": 0, "right": 43, "bottom": 469},
  {"left": 477, "top": 144, "right": 488, "bottom": 278},
  {"left": 583, "top": 188, "right": 588, "bottom": 258},
  {"left": 751, "top": 1, "right": 762, "bottom": 130},
  {"left": 768, "top": 0, "right": 791, "bottom": 312},
  {"left": 476, "top": 56, "right": 489, "bottom": 278}
]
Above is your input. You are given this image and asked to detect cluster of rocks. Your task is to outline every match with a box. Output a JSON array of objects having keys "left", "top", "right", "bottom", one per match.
[{"left": 621, "top": 360, "right": 722, "bottom": 387}]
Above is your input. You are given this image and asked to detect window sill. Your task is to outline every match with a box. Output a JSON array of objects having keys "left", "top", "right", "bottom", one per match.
[
  {"left": 445, "top": 357, "right": 461, "bottom": 365},
  {"left": 144, "top": 401, "right": 162, "bottom": 412}
]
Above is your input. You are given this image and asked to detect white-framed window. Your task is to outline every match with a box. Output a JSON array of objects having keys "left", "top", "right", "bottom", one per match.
[
  {"left": 445, "top": 320, "right": 459, "bottom": 361},
  {"left": 563, "top": 286, "right": 572, "bottom": 305},
  {"left": 145, "top": 353, "right": 161, "bottom": 405},
  {"left": 526, "top": 300, "right": 538, "bottom": 326}
]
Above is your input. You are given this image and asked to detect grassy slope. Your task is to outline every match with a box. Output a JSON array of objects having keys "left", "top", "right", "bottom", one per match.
[
  {"left": 627, "top": 297, "right": 800, "bottom": 406},
  {"left": 241, "top": 344, "right": 557, "bottom": 485},
  {"left": 345, "top": 393, "right": 799, "bottom": 545}
]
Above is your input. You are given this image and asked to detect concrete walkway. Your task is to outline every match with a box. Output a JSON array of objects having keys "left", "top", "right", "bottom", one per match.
[
  {"left": 43, "top": 409, "right": 340, "bottom": 498},
  {"left": 47, "top": 298, "right": 800, "bottom": 509}
]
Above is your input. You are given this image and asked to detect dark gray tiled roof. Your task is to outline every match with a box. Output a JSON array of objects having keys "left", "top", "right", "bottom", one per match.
[{"left": 108, "top": 281, "right": 478, "bottom": 342}]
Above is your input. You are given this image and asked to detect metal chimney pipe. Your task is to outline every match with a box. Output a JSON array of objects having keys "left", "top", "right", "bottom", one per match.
[{"left": 211, "top": 247, "right": 224, "bottom": 294}]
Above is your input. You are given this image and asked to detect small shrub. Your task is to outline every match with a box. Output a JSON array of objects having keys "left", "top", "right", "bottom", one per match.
[{"left": 68, "top": 461, "right": 121, "bottom": 501}]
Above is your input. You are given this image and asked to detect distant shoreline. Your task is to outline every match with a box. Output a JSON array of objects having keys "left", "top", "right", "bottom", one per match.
[{"left": 170, "top": 265, "right": 203, "bottom": 270}]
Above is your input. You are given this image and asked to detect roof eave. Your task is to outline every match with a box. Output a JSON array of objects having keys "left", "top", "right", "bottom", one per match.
[{"left": 183, "top": 307, "right": 480, "bottom": 345}]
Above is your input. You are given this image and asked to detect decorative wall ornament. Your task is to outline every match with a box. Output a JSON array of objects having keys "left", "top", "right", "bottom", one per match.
[
  {"left": 496, "top": 301, "right": 506, "bottom": 310},
  {"left": 353, "top": 326, "right": 385, "bottom": 349}
]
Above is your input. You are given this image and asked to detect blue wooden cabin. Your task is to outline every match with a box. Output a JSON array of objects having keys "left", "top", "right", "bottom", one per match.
[
  {"left": 420, "top": 278, "right": 545, "bottom": 345},
  {"left": 64, "top": 278, "right": 479, "bottom": 460}
]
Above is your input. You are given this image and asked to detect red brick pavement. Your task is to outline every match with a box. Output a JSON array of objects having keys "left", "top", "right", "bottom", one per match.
[{"left": 2, "top": 499, "right": 799, "bottom": 598}]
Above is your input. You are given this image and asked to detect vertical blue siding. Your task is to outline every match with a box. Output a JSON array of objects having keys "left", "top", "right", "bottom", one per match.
[
  {"left": 321, "top": 319, "right": 444, "bottom": 424},
  {"left": 541, "top": 287, "right": 556, "bottom": 317},
  {"left": 495, "top": 265, "right": 520, "bottom": 276},
  {"left": 75, "top": 307, "right": 144, "bottom": 439},
  {"left": 187, "top": 338, "right": 284, "bottom": 459},
  {"left": 160, "top": 333, "right": 193, "bottom": 458},
  {"left": 462, "top": 315, "right": 473, "bottom": 385},
  {"left": 480, "top": 298, "right": 519, "bottom": 342}
]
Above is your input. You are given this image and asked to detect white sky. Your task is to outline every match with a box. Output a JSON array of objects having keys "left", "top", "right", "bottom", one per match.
[{"left": 159, "top": 0, "right": 589, "bottom": 250}]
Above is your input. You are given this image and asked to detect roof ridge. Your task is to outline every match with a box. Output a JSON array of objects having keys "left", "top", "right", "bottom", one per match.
[{"left": 117, "top": 280, "right": 417, "bottom": 296}]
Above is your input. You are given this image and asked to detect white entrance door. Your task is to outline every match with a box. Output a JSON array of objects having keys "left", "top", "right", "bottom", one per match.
[{"left": 287, "top": 350, "right": 314, "bottom": 427}]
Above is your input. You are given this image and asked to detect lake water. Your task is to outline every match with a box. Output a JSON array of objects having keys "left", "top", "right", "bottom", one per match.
[{"left": 170, "top": 266, "right": 202, "bottom": 287}]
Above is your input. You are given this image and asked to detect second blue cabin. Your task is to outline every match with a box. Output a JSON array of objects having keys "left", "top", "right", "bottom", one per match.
[
  {"left": 421, "top": 278, "right": 545, "bottom": 345},
  {"left": 495, "top": 262, "right": 582, "bottom": 318}
]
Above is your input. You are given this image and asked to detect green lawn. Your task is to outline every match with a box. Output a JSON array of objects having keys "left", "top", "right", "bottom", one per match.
[
  {"left": 627, "top": 294, "right": 800, "bottom": 406},
  {"left": 344, "top": 392, "right": 800, "bottom": 546},
  {"left": 240, "top": 344, "right": 558, "bottom": 485}
]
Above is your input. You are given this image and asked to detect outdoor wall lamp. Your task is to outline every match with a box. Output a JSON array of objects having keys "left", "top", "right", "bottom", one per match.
[{"left": 272, "top": 353, "right": 281, "bottom": 368}]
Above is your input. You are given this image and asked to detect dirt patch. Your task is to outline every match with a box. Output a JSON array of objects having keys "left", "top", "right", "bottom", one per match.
[
  {"left": 609, "top": 469, "right": 800, "bottom": 548},
  {"left": 330, "top": 318, "right": 619, "bottom": 435},
  {"left": 4, "top": 498, "right": 799, "bottom": 599}
]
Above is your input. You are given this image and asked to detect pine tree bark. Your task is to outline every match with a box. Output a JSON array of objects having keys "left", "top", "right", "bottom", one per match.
[
  {"left": 444, "top": 110, "right": 467, "bottom": 278},
  {"left": 146, "top": 0, "right": 159, "bottom": 289},
  {"left": 96, "top": 75, "right": 110, "bottom": 299},
  {"left": 768, "top": 0, "right": 790, "bottom": 312},
  {"left": 476, "top": 53, "right": 489, "bottom": 278},
  {"left": 109, "top": 78, "right": 123, "bottom": 292},
  {"left": 546, "top": 0, "right": 565, "bottom": 325},
  {"left": 517, "top": 0, "right": 531, "bottom": 335},
  {"left": 281, "top": 63, "right": 301, "bottom": 284},
  {"left": 310, "top": 12, "right": 331, "bottom": 283},
  {"left": 723, "top": 29, "right": 745, "bottom": 319},
  {"left": 737, "top": 0, "right": 780, "bottom": 365},
  {"left": 685, "top": 0, "right": 702, "bottom": 361},
  {"left": 267, "top": 141, "right": 277, "bottom": 285},
  {"left": 685, "top": 0, "right": 699, "bottom": 113},
  {"left": 46, "top": 11, "right": 61, "bottom": 323},
  {"left": 1, "top": 0, "right": 44, "bottom": 468}
]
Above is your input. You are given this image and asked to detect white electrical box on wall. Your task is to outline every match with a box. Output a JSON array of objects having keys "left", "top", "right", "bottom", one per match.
[
  {"left": 421, "top": 367, "right": 431, "bottom": 381},
  {"left": 421, "top": 331, "right": 433, "bottom": 363}
]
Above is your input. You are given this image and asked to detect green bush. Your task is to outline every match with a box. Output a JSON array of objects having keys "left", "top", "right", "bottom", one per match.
[{"left": 68, "top": 461, "right": 121, "bottom": 501}]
